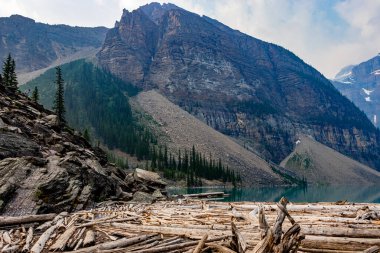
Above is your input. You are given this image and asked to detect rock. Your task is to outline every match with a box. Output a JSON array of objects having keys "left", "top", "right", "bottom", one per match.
[
  {"left": 0, "top": 132, "right": 41, "bottom": 159},
  {"left": 43, "top": 115, "right": 58, "bottom": 126},
  {"left": 0, "top": 88, "right": 167, "bottom": 215},
  {"left": 133, "top": 168, "right": 167, "bottom": 187},
  {"left": 52, "top": 144, "right": 65, "bottom": 153},
  {"left": 132, "top": 191, "right": 156, "bottom": 204},
  {"left": 152, "top": 189, "right": 164, "bottom": 199}
]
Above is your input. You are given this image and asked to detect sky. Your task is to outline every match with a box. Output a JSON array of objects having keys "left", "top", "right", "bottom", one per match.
[{"left": 0, "top": 0, "right": 380, "bottom": 78}]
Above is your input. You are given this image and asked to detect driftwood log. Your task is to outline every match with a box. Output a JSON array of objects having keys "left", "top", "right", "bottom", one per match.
[
  {"left": 253, "top": 197, "right": 304, "bottom": 253},
  {"left": 0, "top": 198, "right": 379, "bottom": 252}
]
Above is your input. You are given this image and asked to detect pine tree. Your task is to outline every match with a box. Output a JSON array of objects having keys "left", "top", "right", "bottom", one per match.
[
  {"left": 83, "top": 128, "right": 91, "bottom": 142},
  {"left": 2, "top": 54, "right": 12, "bottom": 87},
  {"left": 53, "top": 67, "right": 65, "bottom": 127},
  {"left": 10, "top": 59, "right": 18, "bottom": 89},
  {"left": 0, "top": 74, "right": 3, "bottom": 87},
  {"left": 32, "top": 86, "right": 39, "bottom": 103}
]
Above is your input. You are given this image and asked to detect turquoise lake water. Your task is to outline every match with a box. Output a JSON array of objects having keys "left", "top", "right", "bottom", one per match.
[{"left": 168, "top": 185, "right": 380, "bottom": 203}]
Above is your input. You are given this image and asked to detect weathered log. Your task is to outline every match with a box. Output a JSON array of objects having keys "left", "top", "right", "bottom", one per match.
[
  {"left": 302, "top": 235, "right": 380, "bottom": 251},
  {"left": 21, "top": 227, "right": 33, "bottom": 253},
  {"left": 132, "top": 236, "right": 227, "bottom": 253},
  {"left": 203, "top": 243, "right": 237, "bottom": 253},
  {"left": 301, "top": 225, "right": 380, "bottom": 238},
  {"left": 193, "top": 234, "right": 208, "bottom": 253},
  {"left": 298, "top": 247, "right": 360, "bottom": 253},
  {"left": 1, "top": 245, "right": 19, "bottom": 253},
  {"left": 66, "top": 234, "right": 156, "bottom": 253},
  {"left": 363, "top": 246, "right": 380, "bottom": 253},
  {"left": 0, "top": 213, "right": 56, "bottom": 227},
  {"left": 252, "top": 197, "right": 304, "bottom": 253},
  {"left": 2, "top": 232, "right": 11, "bottom": 244},
  {"left": 82, "top": 230, "right": 95, "bottom": 247},
  {"left": 31, "top": 218, "right": 64, "bottom": 253},
  {"left": 231, "top": 222, "right": 246, "bottom": 253},
  {"left": 49, "top": 226, "right": 77, "bottom": 251}
]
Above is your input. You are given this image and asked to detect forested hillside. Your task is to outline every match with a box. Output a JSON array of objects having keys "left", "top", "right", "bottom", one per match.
[
  {"left": 22, "top": 60, "right": 154, "bottom": 159},
  {"left": 22, "top": 60, "right": 239, "bottom": 186}
]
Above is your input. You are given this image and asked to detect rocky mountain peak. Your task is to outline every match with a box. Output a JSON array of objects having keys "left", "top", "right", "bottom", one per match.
[
  {"left": 98, "top": 4, "right": 380, "bottom": 171},
  {"left": 333, "top": 53, "right": 380, "bottom": 127},
  {"left": 139, "top": 2, "right": 181, "bottom": 24},
  {"left": 6, "top": 14, "right": 35, "bottom": 24}
]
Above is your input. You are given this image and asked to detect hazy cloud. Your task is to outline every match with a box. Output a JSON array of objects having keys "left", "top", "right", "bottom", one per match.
[{"left": 0, "top": 0, "right": 379, "bottom": 78}]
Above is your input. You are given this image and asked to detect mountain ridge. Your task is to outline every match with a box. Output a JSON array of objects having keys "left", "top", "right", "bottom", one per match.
[
  {"left": 0, "top": 14, "right": 108, "bottom": 73},
  {"left": 333, "top": 54, "right": 380, "bottom": 127},
  {"left": 97, "top": 3, "right": 380, "bottom": 171}
]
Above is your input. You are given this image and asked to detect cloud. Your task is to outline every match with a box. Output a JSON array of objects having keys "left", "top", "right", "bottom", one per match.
[{"left": 0, "top": 0, "right": 379, "bottom": 77}]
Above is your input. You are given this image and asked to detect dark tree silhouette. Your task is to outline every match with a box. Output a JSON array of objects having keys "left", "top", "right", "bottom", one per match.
[
  {"left": 32, "top": 86, "right": 39, "bottom": 103},
  {"left": 53, "top": 67, "right": 65, "bottom": 127}
]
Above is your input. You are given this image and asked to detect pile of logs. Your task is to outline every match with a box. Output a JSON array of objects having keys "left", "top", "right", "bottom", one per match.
[{"left": 0, "top": 198, "right": 379, "bottom": 252}]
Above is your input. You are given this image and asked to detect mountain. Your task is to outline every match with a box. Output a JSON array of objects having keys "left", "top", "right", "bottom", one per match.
[
  {"left": 333, "top": 53, "right": 380, "bottom": 127},
  {"left": 280, "top": 135, "right": 380, "bottom": 185},
  {"left": 97, "top": 3, "right": 380, "bottom": 171},
  {"left": 0, "top": 84, "right": 166, "bottom": 215},
  {"left": 134, "top": 90, "right": 290, "bottom": 186},
  {"left": 23, "top": 60, "right": 297, "bottom": 186},
  {"left": 0, "top": 15, "right": 107, "bottom": 78}
]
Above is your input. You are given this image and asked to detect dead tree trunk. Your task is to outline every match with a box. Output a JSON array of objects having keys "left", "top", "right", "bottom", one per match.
[{"left": 252, "top": 197, "right": 304, "bottom": 253}]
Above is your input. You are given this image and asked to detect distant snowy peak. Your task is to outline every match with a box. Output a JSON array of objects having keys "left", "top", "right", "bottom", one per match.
[
  {"left": 333, "top": 65, "right": 355, "bottom": 83},
  {"left": 332, "top": 52, "right": 380, "bottom": 127}
]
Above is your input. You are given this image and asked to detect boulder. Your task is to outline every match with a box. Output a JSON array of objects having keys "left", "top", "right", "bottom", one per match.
[{"left": 132, "top": 191, "right": 156, "bottom": 204}]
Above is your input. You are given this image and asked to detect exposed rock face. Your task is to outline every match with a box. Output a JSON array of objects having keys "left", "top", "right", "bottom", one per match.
[
  {"left": 98, "top": 3, "right": 380, "bottom": 170},
  {"left": 333, "top": 54, "right": 380, "bottom": 128},
  {"left": 0, "top": 86, "right": 165, "bottom": 215},
  {"left": 0, "top": 15, "right": 107, "bottom": 73}
]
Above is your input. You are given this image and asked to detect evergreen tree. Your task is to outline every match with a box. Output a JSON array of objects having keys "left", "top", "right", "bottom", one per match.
[
  {"left": 31, "top": 86, "right": 39, "bottom": 103},
  {"left": 0, "top": 74, "right": 3, "bottom": 87},
  {"left": 83, "top": 128, "right": 91, "bottom": 142},
  {"left": 53, "top": 67, "right": 65, "bottom": 127},
  {"left": 10, "top": 59, "right": 18, "bottom": 89},
  {"left": 2, "top": 54, "right": 12, "bottom": 87}
]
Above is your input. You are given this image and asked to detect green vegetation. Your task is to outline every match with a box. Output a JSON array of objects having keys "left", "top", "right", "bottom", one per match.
[
  {"left": 22, "top": 59, "right": 152, "bottom": 160},
  {"left": 286, "top": 153, "right": 313, "bottom": 171},
  {"left": 31, "top": 86, "right": 39, "bottom": 102},
  {"left": 53, "top": 67, "right": 66, "bottom": 127},
  {"left": 1, "top": 54, "right": 18, "bottom": 89},
  {"left": 151, "top": 145, "right": 242, "bottom": 187}
]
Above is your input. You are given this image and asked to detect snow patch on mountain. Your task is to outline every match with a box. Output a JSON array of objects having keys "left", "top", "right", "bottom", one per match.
[
  {"left": 371, "top": 69, "right": 380, "bottom": 75},
  {"left": 362, "top": 88, "right": 374, "bottom": 96},
  {"left": 365, "top": 96, "right": 371, "bottom": 102}
]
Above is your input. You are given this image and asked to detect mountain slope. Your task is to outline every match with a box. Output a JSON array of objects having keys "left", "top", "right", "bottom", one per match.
[
  {"left": 0, "top": 15, "right": 107, "bottom": 74},
  {"left": 333, "top": 53, "right": 380, "bottom": 127},
  {"left": 280, "top": 136, "right": 380, "bottom": 185},
  {"left": 97, "top": 3, "right": 380, "bottom": 171},
  {"left": 134, "top": 90, "right": 287, "bottom": 186},
  {"left": 21, "top": 60, "right": 156, "bottom": 160},
  {"left": 23, "top": 61, "right": 295, "bottom": 186},
  {"left": 0, "top": 85, "right": 145, "bottom": 215}
]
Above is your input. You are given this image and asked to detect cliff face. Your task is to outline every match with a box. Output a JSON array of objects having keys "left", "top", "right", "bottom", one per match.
[
  {"left": 98, "top": 3, "right": 380, "bottom": 170},
  {"left": 0, "top": 15, "right": 107, "bottom": 73},
  {"left": 333, "top": 54, "right": 380, "bottom": 128}
]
